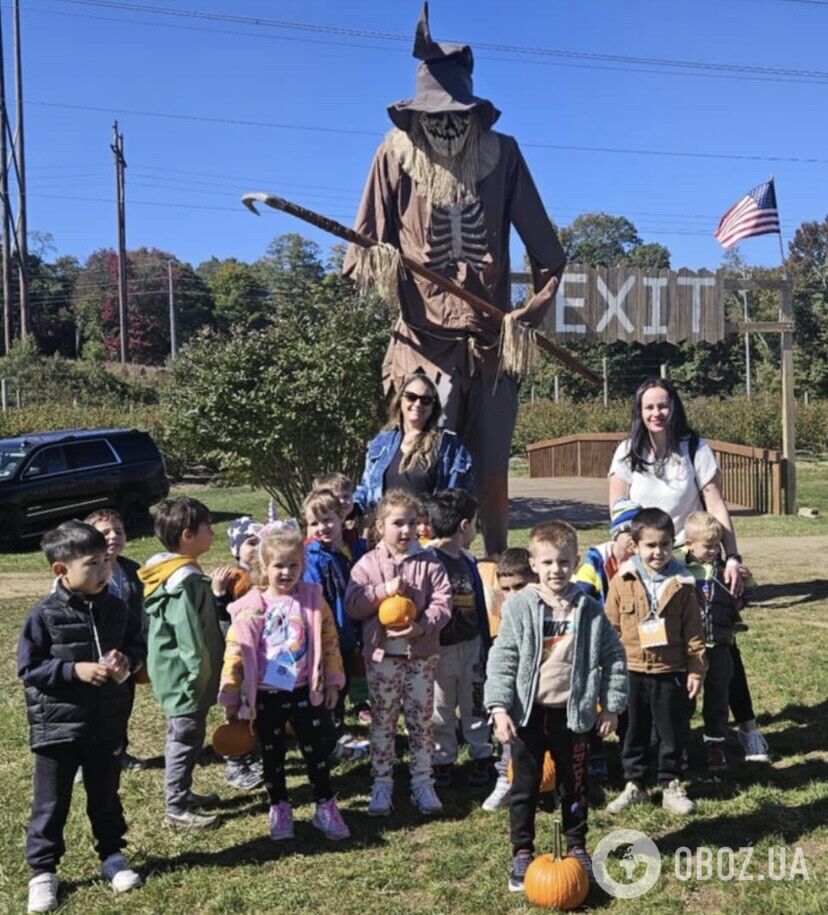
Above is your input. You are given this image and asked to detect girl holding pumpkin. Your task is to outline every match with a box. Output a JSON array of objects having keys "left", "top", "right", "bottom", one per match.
[
  {"left": 345, "top": 489, "right": 452, "bottom": 817},
  {"left": 217, "top": 528, "right": 350, "bottom": 842}
]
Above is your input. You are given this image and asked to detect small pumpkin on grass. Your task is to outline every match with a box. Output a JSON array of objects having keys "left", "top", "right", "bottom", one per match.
[
  {"left": 524, "top": 821, "right": 590, "bottom": 910},
  {"left": 507, "top": 750, "right": 557, "bottom": 793},
  {"left": 378, "top": 594, "right": 416, "bottom": 629}
]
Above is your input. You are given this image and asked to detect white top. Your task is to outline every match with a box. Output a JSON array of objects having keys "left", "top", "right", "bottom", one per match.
[{"left": 608, "top": 436, "right": 719, "bottom": 544}]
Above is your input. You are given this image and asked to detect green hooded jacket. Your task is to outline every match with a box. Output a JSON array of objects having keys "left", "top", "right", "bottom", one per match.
[{"left": 138, "top": 553, "right": 224, "bottom": 717}]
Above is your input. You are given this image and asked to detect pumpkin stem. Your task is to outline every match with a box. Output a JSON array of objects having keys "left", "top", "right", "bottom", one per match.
[{"left": 553, "top": 819, "right": 561, "bottom": 860}]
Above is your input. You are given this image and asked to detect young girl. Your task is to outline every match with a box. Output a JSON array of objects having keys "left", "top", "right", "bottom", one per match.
[
  {"left": 345, "top": 489, "right": 452, "bottom": 817},
  {"left": 218, "top": 528, "right": 349, "bottom": 841}
]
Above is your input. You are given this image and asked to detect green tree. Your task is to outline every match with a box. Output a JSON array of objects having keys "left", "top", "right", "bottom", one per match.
[
  {"left": 200, "top": 258, "right": 270, "bottom": 330},
  {"left": 787, "top": 217, "right": 828, "bottom": 397}
]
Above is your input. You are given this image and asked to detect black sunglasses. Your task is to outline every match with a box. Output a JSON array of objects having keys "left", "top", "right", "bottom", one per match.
[{"left": 403, "top": 391, "right": 435, "bottom": 406}]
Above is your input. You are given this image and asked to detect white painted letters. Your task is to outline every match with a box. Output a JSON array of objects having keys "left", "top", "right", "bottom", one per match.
[
  {"left": 595, "top": 275, "right": 635, "bottom": 333},
  {"left": 677, "top": 276, "right": 716, "bottom": 334},
  {"left": 643, "top": 277, "right": 668, "bottom": 335},
  {"left": 554, "top": 272, "right": 587, "bottom": 334}
]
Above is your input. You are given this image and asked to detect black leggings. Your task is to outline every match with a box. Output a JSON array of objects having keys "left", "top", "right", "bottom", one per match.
[
  {"left": 728, "top": 642, "right": 756, "bottom": 725},
  {"left": 254, "top": 686, "right": 335, "bottom": 805}
]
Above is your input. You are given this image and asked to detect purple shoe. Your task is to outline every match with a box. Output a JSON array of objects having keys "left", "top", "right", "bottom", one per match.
[
  {"left": 312, "top": 797, "right": 350, "bottom": 840},
  {"left": 269, "top": 801, "right": 294, "bottom": 841}
]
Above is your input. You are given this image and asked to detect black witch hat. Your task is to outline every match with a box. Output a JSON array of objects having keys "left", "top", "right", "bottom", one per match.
[{"left": 387, "top": 3, "right": 500, "bottom": 132}]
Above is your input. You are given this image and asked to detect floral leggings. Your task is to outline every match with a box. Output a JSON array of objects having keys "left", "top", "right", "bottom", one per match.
[{"left": 366, "top": 654, "right": 438, "bottom": 791}]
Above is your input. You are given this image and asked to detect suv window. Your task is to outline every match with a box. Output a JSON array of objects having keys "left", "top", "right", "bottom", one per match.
[
  {"left": 66, "top": 439, "right": 119, "bottom": 470},
  {"left": 23, "top": 445, "right": 69, "bottom": 478},
  {"left": 109, "top": 432, "right": 159, "bottom": 463},
  {"left": 0, "top": 445, "right": 28, "bottom": 479}
]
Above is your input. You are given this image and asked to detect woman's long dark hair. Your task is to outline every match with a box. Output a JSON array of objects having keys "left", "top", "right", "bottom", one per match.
[{"left": 627, "top": 377, "right": 697, "bottom": 473}]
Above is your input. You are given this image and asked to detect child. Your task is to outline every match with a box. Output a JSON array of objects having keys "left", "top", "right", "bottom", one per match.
[
  {"left": 416, "top": 507, "right": 433, "bottom": 545},
  {"left": 138, "top": 498, "right": 225, "bottom": 830},
  {"left": 18, "top": 521, "right": 145, "bottom": 914},
  {"left": 604, "top": 507, "right": 706, "bottom": 817},
  {"left": 313, "top": 471, "right": 362, "bottom": 549},
  {"left": 85, "top": 508, "right": 147, "bottom": 772},
  {"left": 573, "top": 499, "right": 641, "bottom": 606},
  {"left": 211, "top": 516, "right": 265, "bottom": 792},
  {"left": 482, "top": 548, "right": 537, "bottom": 813},
  {"left": 218, "top": 528, "right": 350, "bottom": 841},
  {"left": 427, "top": 490, "right": 493, "bottom": 788},
  {"left": 345, "top": 489, "right": 452, "bottom": 817},
  {"left": 302, "top": 489, "right": 366, "bottom": 744},
  {"left": 485, "top": 521, "right": 627, "bottom": 892},
  {"left": 678, "top": 510, "right": 753, "bottom": 771}
]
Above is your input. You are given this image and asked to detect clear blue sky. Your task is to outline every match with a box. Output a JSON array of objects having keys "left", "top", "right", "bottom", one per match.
[{"left": 16, "top": 0, "right": 828, "bottom": 271}]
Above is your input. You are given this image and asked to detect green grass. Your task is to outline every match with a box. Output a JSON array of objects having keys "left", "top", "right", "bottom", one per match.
[{"left": 0, "top": 516, "right": 826, "bottom": 912}]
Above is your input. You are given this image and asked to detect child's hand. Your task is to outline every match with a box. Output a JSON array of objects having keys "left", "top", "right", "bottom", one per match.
[
  {"left": 384, "top": 576, "right": 406, "bottom": 599},
  {"left": 224, "top": 707, "right": 239, "bottom": 722},
  {"left": 493, "top": 710, "right": 517, "bottom": 745},
  {"left": 324, "top": 686, "right": 340, "bottom": 710},
  {"left": 74, "top": 662, "right": 111, "bottom": 686},
  {"left": 597, "top": 710, "right": 618, "bottom": 737},
  {"left": 687, "top": 674, "right": 703, "bottom": 699},
  {"left": 385, "top": 621, "right": 423, "bottom": 640},
  {"left": 211, "top": 566, "right": 235, "bottom": 596}
]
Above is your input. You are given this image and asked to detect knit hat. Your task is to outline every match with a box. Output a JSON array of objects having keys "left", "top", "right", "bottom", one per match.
[
  {"left": 609, "top": 500, "right": 641, "bottom": 539},
  {"left": 227, "top": 516, "right": 262, "bottom": 559}
]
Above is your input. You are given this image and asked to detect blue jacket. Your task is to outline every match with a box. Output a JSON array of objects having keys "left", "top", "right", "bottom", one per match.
[
  {"left": 303, "top": 538, "right": 367, "bottom": 653},
  {"left": 353, "top": 428, "right": 474, "bottom": 512}
]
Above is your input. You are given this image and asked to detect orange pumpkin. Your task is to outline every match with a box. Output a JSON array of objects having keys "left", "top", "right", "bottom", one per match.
[
  {"left": 508, "top": 751, "right": 557, "bottom": 793},
  {"left": 524, "top": 822, "right": 589, "bottom": 910},
  {"left": 228, "top": 568, "right": 253, "bottom": 601},
  {"left": 212, "top": 720, "right": 257, "bottom": 758},
  {"left": 134, "top": 665, "right": 150, "bottom": 685},
  {"left": 378, "top": 595, "right": 416, "bottom": 629}
]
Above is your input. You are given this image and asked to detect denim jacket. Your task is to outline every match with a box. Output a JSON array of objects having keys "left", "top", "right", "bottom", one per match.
[{"left": 352, "top": 427, "right": 474, "bottom": 512}]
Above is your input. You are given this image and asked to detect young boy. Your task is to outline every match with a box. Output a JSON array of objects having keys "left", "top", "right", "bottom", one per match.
[
  {"left": 677, "top": 510, "right": 750, "bottom": 772},
  {"left": 302, "top": 488, "right": 366, "bottom": 749},
  {"left": 485, "top": 521, "right": 627, "bottom": 892},
  {"left": 138, "top": 497, "right": 225, "bottom": 829},
  {"left": 428, "top": 490, "right": 494, "bottom": 788},
  {"left": 85, "top": 509, "right": 146, "bottom": 772},
  {"left": 313, "top": 472, "right": 362, "bottom": 549},
  {"left": 482, "top": 548, "right": 537, "bottom": 812},
  {"left": 574, "top": 499, "right": 641, "bottom": 606},
  {"left": 18, "top": 521, "right": 145, "bottom": 914},
  {"left": 605, "top": 507, "right": 707, "bottom": 817},
  {"left": 210, "top": 515, "right": 264, "bottom": 791}
]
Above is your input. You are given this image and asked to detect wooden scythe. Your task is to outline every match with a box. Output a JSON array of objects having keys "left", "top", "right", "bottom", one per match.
[{"left": 242, "top": 192, "right": 600, "bottom": 385}]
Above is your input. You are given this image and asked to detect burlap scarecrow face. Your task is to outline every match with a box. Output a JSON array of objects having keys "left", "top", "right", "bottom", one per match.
[{"left": 418, "top": 111, "right": 473, "bottom": 157}]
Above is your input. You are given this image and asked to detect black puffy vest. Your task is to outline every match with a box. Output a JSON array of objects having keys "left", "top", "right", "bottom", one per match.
[{"left": 24, "top": 585, "right": 132, "bottom": 750}]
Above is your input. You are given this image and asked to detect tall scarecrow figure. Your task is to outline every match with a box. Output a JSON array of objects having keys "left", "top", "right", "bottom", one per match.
[{"left": 344, "top": 3, "right": 566, "bottom": 555}]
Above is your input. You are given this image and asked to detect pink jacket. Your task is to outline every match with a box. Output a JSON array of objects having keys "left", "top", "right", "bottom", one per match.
[
  {"left": 217, "top": 582, "right": 345, "bottom": 716},
  {"left": 345, "top": 542, "right": 452, "bottom": 662}
]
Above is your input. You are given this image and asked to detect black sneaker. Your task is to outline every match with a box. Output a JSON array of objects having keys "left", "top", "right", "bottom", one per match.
[
  {"left": 568, "top": 846, "right": 594, "bottom": 884},
  {"left": 508, "top": 849, "right": 534, "bottom": 893},
  {"left": 433, "top": 764, "right": 453, "bottom": 789},
  {"left": 120, "top": 752, "right": 147, "bottom": 772},
  {"left": 467, "top": 758, "right": 495, "bottom": 787}
]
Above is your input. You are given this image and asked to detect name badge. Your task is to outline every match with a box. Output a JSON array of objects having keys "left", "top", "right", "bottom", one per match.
[
  {"left": 262, "top": 658, "right": 298, "bottom": 692},
  {"left": 638, "top": 612, "right": 668, "bottom": 649}
]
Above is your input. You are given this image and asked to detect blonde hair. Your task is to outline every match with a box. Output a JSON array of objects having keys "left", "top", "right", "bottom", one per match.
[
  {"left": 385, "top": 372, "right": 441, "bottom": 473},
  {"left": 528, "top": 520, "right": 579, "bottom": 556},
  {"left": 302, "top": 488, "right": 342, "bottom": 521},
  {"left": 375, "top": 489, "right": 422, "bottom": 539},
  {"left": 684, "top": 511, "right": 723, "bottom": 544},
  {"left": 252, "top": 530, "right": 304, "bottom": 589}
]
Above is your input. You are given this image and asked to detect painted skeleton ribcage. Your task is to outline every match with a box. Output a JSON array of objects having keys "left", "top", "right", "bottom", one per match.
[{"left": 424, "top": 200, "right": 488, "bottom": 272}]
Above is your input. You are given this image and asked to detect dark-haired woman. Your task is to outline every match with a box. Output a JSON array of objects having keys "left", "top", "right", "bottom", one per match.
[
  {"left": 608, "top": 378, "right": 768, "bottom": 763},
  {"left": 353, "top": 372, "right": 474, "bottom": 515}
]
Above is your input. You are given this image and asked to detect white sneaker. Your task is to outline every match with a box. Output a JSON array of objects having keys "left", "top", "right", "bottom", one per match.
[
  {"left": 411, "top": 782, "right": 443, "bottom": 815},
  {"left": 27, "top": 873, "right": 58, "bottom": 913},
  {"left": 100, "top": 853, "right": 142, "bottom": 893},
  {"left": 606, "top": 781, "right": 649, "bottom": 814},
  {"left": 661, "top": 779, "right": 695, "bottom": 815},
  {"left": 367, "top": 781, "right": 393, "bottom": 817},
  {"left": 482, "top": 775, "right": 512, "bottom": 811},
  {"left": 738, "top": 729, "right": 770, "bottom": 762}
]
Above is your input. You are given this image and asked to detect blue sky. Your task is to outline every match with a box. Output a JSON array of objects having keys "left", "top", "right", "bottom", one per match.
[{"left": 16, "top": 0, "right": 828, "bottom": 271}]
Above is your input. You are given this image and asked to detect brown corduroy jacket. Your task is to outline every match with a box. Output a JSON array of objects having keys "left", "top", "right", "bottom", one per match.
[{"left": 604, "top": 560, "right": 707, "bottom": 678}]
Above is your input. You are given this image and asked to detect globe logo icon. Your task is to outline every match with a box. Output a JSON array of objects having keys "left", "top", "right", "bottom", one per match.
[{"left": 593, "top": 829, "right": 662, "bottom": 899}]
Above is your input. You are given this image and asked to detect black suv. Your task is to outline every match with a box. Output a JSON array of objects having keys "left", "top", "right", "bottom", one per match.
[{"left": 0, "top": 428, "right": 169, "bottom": 546}]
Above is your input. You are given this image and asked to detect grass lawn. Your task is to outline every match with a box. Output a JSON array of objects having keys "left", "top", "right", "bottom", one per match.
[{"left": 0, "top": 496, "right": 826, "bottom": 912}]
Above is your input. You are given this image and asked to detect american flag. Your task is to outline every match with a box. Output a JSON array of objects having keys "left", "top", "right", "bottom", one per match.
[{"left": 714, "top": 179, "right": 780, "bottom": 249}]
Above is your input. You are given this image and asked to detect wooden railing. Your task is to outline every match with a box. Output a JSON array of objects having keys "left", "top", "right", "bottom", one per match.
[{"left": 526, "top": 433, "right": 786, "bottom": 514}]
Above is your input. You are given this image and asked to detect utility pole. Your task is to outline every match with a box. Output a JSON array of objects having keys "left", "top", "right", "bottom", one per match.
[
  {"left": 660, "top": 362, "right": 668, "bottom": 380},
  {"left": 111, "top": 121, "right": 128, "bottom": 362},
  {"left": 554, "top": 373, "right": 560, "bottom": 404},
  {"left": 168, "top": 259, "right": 177, "bottom": 359},
  {"left": 739, "top": 289, "right": 751, "bottom": 398},
  {"left": 0, "top": 5, "right": 11, "bottom": 353},
  {"left": 12, "top": 0, "right": 27, "bottom": 337}
]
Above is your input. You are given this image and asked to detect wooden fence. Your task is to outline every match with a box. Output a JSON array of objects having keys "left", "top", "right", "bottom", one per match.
[{"left": 526, "top": 433, "right": 786, "bottom": 514}]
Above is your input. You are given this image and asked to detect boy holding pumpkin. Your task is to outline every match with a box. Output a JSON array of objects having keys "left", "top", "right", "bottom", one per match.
[{"left": 485, "top": 521, "right": 628, "bottom": 893}]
